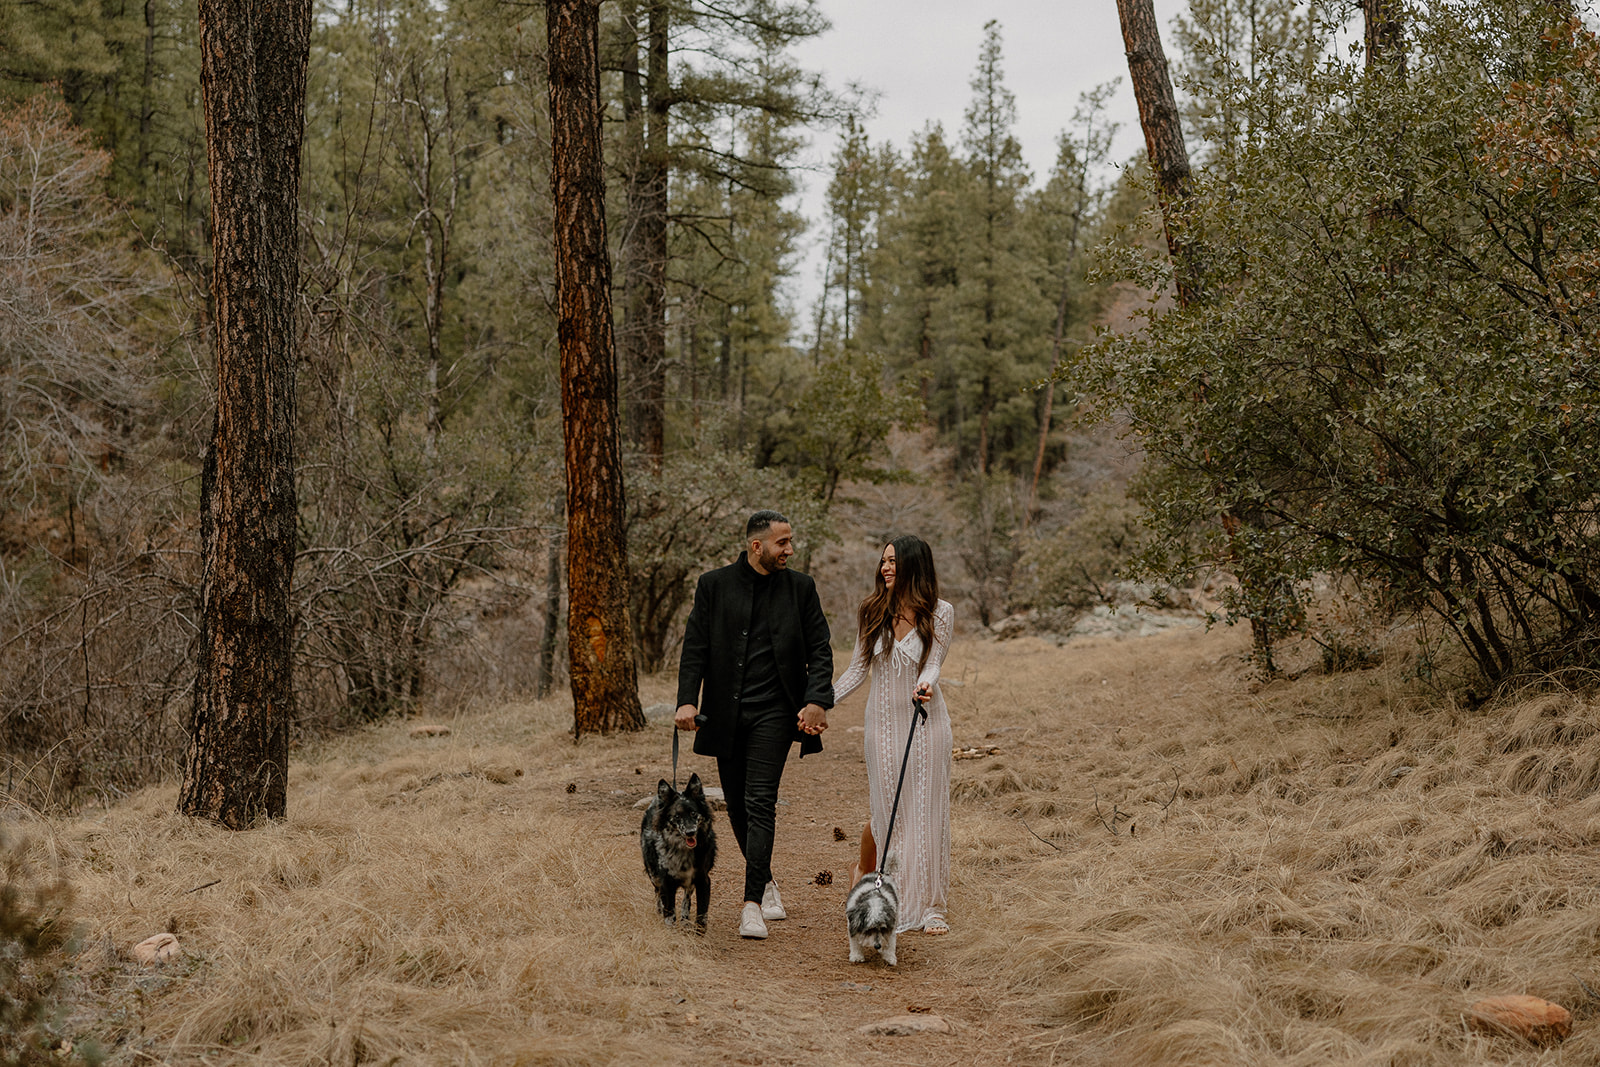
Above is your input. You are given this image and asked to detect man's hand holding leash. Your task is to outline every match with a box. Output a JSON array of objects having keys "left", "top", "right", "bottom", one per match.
[{"left": 674, "top": 705, "right": 700, "bottom": 731}]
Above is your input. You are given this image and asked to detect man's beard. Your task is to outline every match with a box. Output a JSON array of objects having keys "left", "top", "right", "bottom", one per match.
[{"left": 758, "top": 544, "right": 787, "bottom": 571}]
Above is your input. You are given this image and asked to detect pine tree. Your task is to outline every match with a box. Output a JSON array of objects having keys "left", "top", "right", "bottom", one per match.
[
  {"left": 873, "top": 123, "right": 966, "bottom": 430},
  {"left": 820, "top": 115, "right": 892, "bottom": 352},
  {"left": 1024, "top": 83, "right": 1120, "bottom": 517},
  {"left": 180, "top": 0, "right": 312, "bottom": 827},
  {"left": 548, "top": 0, "right": 645, "bottom": 735},
  {"left": 957, "top": 20, "right": 1043, "bottom": 475},
  {"left": 610, "top": 0, "right": 830, "bottom": 468}
]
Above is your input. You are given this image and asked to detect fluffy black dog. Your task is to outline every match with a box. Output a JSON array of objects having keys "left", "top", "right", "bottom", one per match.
[{"left": 640, "top": 773, "right": 717, "bottom": 928}]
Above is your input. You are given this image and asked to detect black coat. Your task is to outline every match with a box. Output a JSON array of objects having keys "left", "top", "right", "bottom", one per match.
[{"left": 676, "top": 556, "right": 834, "bottom": 759}]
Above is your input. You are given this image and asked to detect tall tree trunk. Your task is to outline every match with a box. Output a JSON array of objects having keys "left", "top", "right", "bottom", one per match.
[
  {"left": 1363, "top": 0, "right": 1405, "bottom": 74},
  {"left": 180, "top": 0, "right": 311, "bottom": 828},
  {"left": 618, "top": 0, "right": 647, "bottom": 447},
  {"left": 536, "top": 524, "right": 563, "bottom": 699},
  {"left": 1118, "top": 0, "right": 1278, "bottom": 671},
  {"left": 1115, "top": 0, "right": 1199, "bottom": 305},
  {"left": 547, "top": 0, "right": 645, "bottom": 735},
  {"left": 637, "top": 0, "right": 669, "bottom": 467},
  {"left": 619, "top": 0, "right": 668, "bottom": 469},
  {"left": 1027, "top": 278, "right": 1070, "bottom": 523},
  {"left": 139, "top": 0, "right": 155, "bottom": 175}
]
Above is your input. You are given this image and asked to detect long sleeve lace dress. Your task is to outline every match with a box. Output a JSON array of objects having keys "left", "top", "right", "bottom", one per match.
[{"left": 834, "top": 599, "right": 955, "bottom": 932}]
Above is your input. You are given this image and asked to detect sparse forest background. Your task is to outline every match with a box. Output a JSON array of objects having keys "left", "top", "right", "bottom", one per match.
[{"left": 4, "top": 0, "right": 1600, "bottom": 810}]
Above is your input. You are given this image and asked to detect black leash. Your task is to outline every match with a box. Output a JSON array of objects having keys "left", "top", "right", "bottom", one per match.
[
  {"left": 671, "top": 712, "right": 706, "bottom": 791},
  {"left": 875, "top": 696, "right": 929, "bottom": 889}
]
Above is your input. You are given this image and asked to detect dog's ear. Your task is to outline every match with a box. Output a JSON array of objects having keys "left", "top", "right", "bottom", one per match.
[
  {"left": 684, "top": 772, "right": 704, "bottom": 800},
  {"left": 656, "top": 778, "right": 675, "bottom": 803}
]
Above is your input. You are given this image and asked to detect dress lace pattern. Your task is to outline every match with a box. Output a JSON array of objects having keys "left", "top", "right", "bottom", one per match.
[{"left": 834, "top": 599, "right": 954, "bottom": 932}]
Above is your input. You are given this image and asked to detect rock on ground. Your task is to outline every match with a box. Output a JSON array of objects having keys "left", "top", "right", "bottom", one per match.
[{"left": 857, "top": 1014, "right": 952, "bottom": 1036}]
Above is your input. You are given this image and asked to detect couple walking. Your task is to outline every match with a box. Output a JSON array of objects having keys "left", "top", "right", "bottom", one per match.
[{"left": 674, "top": 510, "right": 955, "bottom": 940}]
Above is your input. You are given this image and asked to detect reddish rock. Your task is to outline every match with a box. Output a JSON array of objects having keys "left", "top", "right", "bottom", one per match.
[{"left": 1467, "top": 995, "right": 1572, "bottom": 1045}]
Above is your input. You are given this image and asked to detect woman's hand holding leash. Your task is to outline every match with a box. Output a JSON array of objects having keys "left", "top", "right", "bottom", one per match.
[{"left": 913, "top": 682, "right": 932, "bottom": 704}]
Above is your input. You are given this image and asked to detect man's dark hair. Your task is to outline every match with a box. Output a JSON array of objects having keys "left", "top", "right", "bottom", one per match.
[{"left": 746, "top": 510, "right": 789, "bottom": 540}]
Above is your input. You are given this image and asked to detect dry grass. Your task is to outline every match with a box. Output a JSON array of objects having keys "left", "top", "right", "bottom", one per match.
[
  {"left": 945, "top": 626, "right": 1600, "bottom": 1065},
  {"left": 15, "top": 621, "right": 1600, "bottom": 1063}
]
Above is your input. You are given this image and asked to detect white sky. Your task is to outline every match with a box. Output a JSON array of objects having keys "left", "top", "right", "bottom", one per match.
[{"left": 785, "top": 0, "right": 1185, "bottom": 321}]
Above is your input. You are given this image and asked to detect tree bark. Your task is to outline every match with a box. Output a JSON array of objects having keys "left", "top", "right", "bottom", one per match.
[
  {"left": 1115, "top": 0, "right": 1199, "bottom": 305},
  {"left": 1118, "top": 0, "right": 1282, "bottom": 672},
  {"left": 536, "top": 525, "right": 563, "bottom": 699},
  {"left": 638, "top": 0, "right": 669, "bottom": 466},
  {"left": 1363, "top": 0, "right": 1406, "bottom": 75},
  {"left": 548, "top": 0, "right": 646, "bottom": 735},
  {"left": 180, "top": 0, "right": 311, "bottom": 827},
  {"left": 619, "top": 0, "right": 668, "bottom": 469}
]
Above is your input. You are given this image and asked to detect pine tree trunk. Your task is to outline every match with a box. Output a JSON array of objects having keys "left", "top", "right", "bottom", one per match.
[
  {"left": 1363, "top": 0, "right": 1405, "bottom": 74},
  {"left": 1115, "top": 0, "right": 1199, "bottom": 305},
  {"left": 618, "top": 0, "right": 647, "bottom": 447},
  {"left": 547, "top": 0, "right": 645, "bottom": 735},
  {"left": 180, "top": 0, "right": 311, "bottom": 828},
  {"left": 619, "top": 0, "right": 667, "bottom": 469},
  {"left": 637, "top": 0, "right": 669, "bottom": 466},
  {"left": 1118, "top": 0, "right": 1283, "bottom": 673},
  {"left": 536, "top": 526, "right": 563, "bottom": 699}
]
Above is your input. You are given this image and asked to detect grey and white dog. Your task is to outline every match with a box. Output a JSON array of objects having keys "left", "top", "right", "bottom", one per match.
[
  {"left": 640, "top": 773, "right": 717, "bottom": 929},
  {"left": 845, "top": 861, "right": 899, "bottom": 965}
]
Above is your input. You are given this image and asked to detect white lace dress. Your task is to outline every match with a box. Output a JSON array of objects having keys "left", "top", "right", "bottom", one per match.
[{"left": 834, "top": 599, "right": 954, "bottom": 932}]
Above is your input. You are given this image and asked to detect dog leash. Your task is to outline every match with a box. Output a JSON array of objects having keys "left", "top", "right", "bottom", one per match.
[
  {"left": 875, "top": 695, "right": 929, "bottom": 890},
  {"left": 671, "top": 712, "right": 706, "bottom": 791}
]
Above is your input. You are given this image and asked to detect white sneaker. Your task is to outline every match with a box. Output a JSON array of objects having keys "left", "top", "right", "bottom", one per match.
[
  {"left": 761, "top": 881, "right": 787, "bottom": 921},
  {"left": 739, "top": 901, "right": 768, "bottom": 939}
]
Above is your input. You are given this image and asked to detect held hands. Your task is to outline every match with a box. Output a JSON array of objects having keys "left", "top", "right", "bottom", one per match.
[
  {"left": 798, "top": 703, "right": 828, "bottom": 736},
  {"left": 674, "top": 704, "right": 700, "bottom": 731}
]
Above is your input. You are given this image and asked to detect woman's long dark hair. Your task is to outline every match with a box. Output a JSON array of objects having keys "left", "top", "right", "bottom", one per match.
[{"left": 856, "top": 535, "right": 939, "bottom": 673}]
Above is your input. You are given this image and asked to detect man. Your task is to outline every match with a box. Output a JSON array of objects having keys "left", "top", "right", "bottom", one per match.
[{"left": 676, "top": 510, "right": 833, "bottom": 939}]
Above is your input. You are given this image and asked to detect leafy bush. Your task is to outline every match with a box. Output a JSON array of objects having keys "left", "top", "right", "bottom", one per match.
[
  {"left": 1077, "top": 0, "right": 1600, "bottom": 681},
  {"left": 1018, "top": 488, "right": 1145, "bottom": 612}
]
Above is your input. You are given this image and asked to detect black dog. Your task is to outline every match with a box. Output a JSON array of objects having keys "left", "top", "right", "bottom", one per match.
[{"left": 640, "top": 773, "right": 717, "bottom": 928}]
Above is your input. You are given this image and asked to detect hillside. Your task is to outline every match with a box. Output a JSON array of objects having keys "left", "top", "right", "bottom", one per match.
[{"left": 11, "top": 620, "right": 1600, "bottom": 1065}]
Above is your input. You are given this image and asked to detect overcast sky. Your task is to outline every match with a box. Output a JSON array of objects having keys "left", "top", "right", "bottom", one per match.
[{"left": 784, "top": 0, "right": 1184, "bottom": 317}]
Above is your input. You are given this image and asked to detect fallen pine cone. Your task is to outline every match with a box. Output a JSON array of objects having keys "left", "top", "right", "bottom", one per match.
[
  {"left": 565, "top": 783, "right": 577, "bottom": 794},
  {"left": 833, "top": 826, "right": 847, "bottom": 841},
  {"left": 814, "top": 870, "right": 833, "bottom": 886}
]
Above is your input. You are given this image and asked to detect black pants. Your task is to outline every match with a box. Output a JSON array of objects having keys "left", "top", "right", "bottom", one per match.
[{"left": 717, "top": 700, "right": 793, "bottom": 903}]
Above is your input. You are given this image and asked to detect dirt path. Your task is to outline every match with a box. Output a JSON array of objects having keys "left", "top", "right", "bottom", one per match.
[{"left": 562, "top": 693, "right": 1029, "bottom": 1066}]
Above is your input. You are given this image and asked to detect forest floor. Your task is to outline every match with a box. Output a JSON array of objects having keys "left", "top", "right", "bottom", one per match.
[{"left": 16, "top": 615, "right": 1600, "bottom": 1065}]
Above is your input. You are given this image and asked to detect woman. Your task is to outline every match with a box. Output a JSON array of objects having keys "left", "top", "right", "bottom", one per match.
[{"left": 834, "top": 534, "right": 955, "bottom": 934}]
